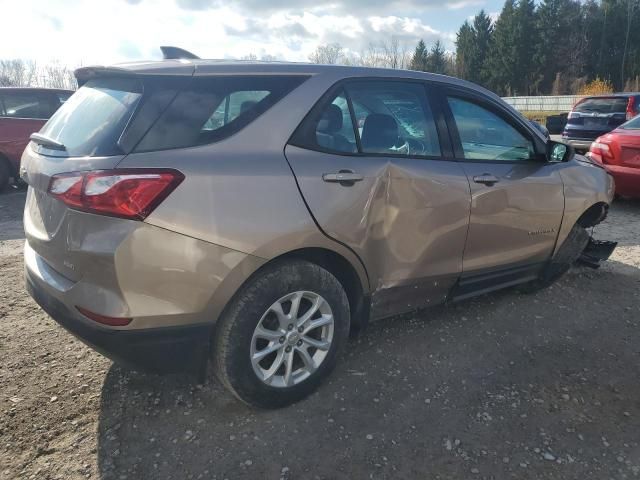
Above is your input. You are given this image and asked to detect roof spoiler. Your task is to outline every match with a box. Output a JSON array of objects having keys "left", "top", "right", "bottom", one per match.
[
  {"left": 74, "top": 66, "right": 133, "bottom": 87},
  {"left": 160, "top": 46, "right": 200, "bottom": 60}
]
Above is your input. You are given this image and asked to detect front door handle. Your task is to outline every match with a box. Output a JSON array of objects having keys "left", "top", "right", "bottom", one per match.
[
  {"left": 473, "top": 174, "right": 500, "bottom": 186},
  {"left": 322, "top": 170, "right": 364, "bottom": 186}
]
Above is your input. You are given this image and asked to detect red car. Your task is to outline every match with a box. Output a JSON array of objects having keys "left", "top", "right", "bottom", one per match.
[
  {"left": 0, "top": 87, "right": 73, "bottom": 191},
  {"left": 589, "top": 114, "right": 640, "bottom": 198}
]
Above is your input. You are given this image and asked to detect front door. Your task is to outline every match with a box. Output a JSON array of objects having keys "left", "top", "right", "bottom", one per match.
[
  {"left": 442, "top": 93, "right": 564, "bottom": 290},
  {"left": 285, "top": 80, "right": 471, "bottom": 319}
]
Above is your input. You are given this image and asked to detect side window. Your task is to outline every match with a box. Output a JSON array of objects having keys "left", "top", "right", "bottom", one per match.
[
  {"left": 346, "top": 82, "right": 441, "bottom": 157},
  {"left": 447, "top": 97, "right": 534, "bottom": 161},
  {"left": 203, "top": 90, "right": 269, "bottom": 131},
  {"left": 314, "top": 91, "right": 357, "bottom": 154},
  {"left": 0, "top": 92, "right": 52, "bottom": 119}
]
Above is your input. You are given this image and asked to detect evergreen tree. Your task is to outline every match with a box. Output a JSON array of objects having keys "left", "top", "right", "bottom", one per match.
[
  {"left": 429, "top": 40, "right": 447, "bottom": 74},
  {"left": 455, "top": 20, "right": 475, "bottom": 80},
  {"left": 486, "top": 0, "right": 519, "bottom": 95},
  {"left": 409, "top": 40, "right": 428, "bottom": 71}
]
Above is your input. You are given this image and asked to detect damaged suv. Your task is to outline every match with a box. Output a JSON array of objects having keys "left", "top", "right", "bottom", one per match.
[{"left": 23, "top": 53, "right": 615, "bottom": 408}]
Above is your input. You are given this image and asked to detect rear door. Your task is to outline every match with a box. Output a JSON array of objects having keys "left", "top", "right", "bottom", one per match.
[
  {"left": 441, "top": 89, "right": 564, "bottom": 292},
  {"left": 285, "top": 79, "right": 471, "bottom": 319}
]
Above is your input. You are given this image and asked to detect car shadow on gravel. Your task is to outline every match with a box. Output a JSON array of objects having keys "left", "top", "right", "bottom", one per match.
[{"left": 95, "top": 260, "right": 640, "bottom": 480}]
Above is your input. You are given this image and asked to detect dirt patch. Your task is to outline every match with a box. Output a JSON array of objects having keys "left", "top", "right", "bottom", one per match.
[{"left": 1, "top": 191, "right": 639, "bottom": 479}]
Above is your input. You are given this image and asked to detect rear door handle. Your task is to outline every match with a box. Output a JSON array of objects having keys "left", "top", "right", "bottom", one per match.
[
  {"left": 473, "top": 174, "right": 500, "bottom": 186},
  {"left": 322, "top": 170, "right": 364, "bottom": 185}
]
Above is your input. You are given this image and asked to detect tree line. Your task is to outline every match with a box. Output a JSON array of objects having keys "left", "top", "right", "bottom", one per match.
[
  {"left": 306, "top": 0, "right": 639, "bottom": 95},
  {"left": 456, "top": 0, "right": 640, "bottom": 95}
]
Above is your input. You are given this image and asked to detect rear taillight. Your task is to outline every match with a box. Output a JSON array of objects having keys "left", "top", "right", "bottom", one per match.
[
  {"left": 589, "top": 137, "right": 613, "bottom": 164},
  {"left": 48, "top": 169, "right": 184, "bottom": 220},
  {"left": 626, "top": 97, "right": 637, "bottom": 121}
]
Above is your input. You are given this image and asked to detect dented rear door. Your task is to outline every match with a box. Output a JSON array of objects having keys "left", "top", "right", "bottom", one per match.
[{"left": 285, "top": 79, "right": 470, "bottom": 319}]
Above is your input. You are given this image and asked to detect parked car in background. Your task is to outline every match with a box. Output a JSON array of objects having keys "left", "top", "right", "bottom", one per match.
[
  {"left": 588, "top": 114, "right": 640, "bottom": 198},
  {"left": 546, "top": 112, "right": 568, "bottom": 135},
  {"left": 23, "top": 56, "right": 615, "bottom": 408},
  {"left": 563, "top": 93, "right": 640, "bottom": 153},
  {"left": 0, "top": 87, "right": 73, "bottom": 191}
]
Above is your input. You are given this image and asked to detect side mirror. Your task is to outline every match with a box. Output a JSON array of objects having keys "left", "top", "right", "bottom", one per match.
[{"left": 547, "top": 141, "right": 574, "bottom": 163}]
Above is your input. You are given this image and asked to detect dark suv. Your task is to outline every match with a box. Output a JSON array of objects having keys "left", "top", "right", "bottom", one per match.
[
  {"left": 0, "top": 87, "right": 73, "bottom": 191},
  {"left": 563, "top": 93, "right": 640, "bottom": 152}
]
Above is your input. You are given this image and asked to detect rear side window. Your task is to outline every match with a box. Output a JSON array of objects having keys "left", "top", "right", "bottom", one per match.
[
  {"left": 39, "top": 78, "right": 142, "bottom": 157},
  {"left": 574, "top": 97, "right": 629, "bottom": 114},
  {"left": 0, "top": 92, "right": 56, "bottom": 119},
  {"left": 134, "top": 76, "right": 307, "bottom": 152}
]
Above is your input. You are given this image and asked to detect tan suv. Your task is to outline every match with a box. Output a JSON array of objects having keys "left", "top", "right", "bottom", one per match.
[{"left": 22, "top": 57, "right": 615, "bottom": 408}]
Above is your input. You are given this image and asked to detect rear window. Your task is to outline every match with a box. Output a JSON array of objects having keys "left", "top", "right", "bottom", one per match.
[
  {"left": 39, "top": 78, "right": 142, "bottom": 157},
  {"left": 134, "top": 76, "right": 306, "bottom": 152},
  {"left": 574, "top": 97, "right": 629, "bottom": 114},
  {"left": 37, "top": 75, "right": 307, "bottom": 157}
]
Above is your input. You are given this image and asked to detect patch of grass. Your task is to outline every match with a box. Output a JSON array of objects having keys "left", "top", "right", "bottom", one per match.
[{"left": 519, "top": 111, "right": 565, "bottom": 124}]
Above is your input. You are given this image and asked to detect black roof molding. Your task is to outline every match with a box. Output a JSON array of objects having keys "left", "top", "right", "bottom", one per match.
[{"left": 160, "top": 46, "right": 200, "bottom": 60}]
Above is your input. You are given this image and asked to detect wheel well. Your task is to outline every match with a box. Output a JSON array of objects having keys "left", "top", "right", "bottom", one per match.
[
  {"left": 577, "top": 202, "right": 609, "bottom": 228},
  {"left": 276, "top": 248, "right": 370, "bottom": 334}
]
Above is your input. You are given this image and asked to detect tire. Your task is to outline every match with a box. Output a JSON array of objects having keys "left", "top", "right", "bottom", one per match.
[
  {"left": 213, "top": 260, "right": 350, "bottom": 408},
  {"left": 519, "top": 223, "right": 590, "bottom": 293},
  {"left": 0, "top": 159, "right": 10, "bottom": 193}
]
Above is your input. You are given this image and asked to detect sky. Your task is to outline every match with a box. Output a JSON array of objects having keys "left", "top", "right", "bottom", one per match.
[{"left": 1, "top": 0, "right": 501, "bottom": 67}]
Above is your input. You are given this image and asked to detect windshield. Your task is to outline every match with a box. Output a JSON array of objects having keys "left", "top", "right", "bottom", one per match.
[
  {"left": 574, "top": 97, "right": 628, "bottom": 114},
  {"left": 39, "top": 78, "right": 142, "bottom": 157}
]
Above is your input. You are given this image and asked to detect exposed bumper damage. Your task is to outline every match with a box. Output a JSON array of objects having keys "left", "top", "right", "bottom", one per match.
[{"left": 578, "top": 237, "right": 618, "bottom": 269}]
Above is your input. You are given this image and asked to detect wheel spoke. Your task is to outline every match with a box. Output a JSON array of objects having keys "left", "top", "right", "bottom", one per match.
[
  {"left": 283, "top": 351, "right": 294, "bottom": 386},
  {"left": 296, "top": 345, "right": 316, "bottom": 371},
  {"left": 262, "top": 349, "right": 285, "bottom": 383},
  {"left": 289, "top": 292, "right": 303, "bottom": 321},
  {"left": 252, "top": 342, "right": 281, "bottom": 363},
  {"left": 253, "top": 325, "right": 282, "bottom": 341},
  {"left": 296, "top": 296, "right": 322, "bottom": 327},
  {"left": 302, "top": 335, "right": 331, "bottom": 351},
  {"left": 269, "top": 302, "right": 289, "bottom": 330},
  {"left": 303, "top": 314, "right": 332, "bottom": 335}
]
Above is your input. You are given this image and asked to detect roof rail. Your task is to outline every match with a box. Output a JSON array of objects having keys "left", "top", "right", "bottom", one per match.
[{"left": 160, "top": 46, "right": 200, "bottom": 60}]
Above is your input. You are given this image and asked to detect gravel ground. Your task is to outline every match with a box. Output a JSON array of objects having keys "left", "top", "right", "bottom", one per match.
[{"left": 1, "top": 189, "right": 639, "bottom": 480}]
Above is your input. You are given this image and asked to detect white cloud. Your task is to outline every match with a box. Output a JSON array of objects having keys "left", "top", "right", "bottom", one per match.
[{"left": 0, "top": 0, "right": 459, "bottom": 67}]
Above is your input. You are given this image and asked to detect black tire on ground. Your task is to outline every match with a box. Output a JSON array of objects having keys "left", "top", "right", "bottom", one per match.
[
  {"left": 213, "top": 260, "right": 351, "bottom": 408},
  {"left": 519, "top": 223, "right": 590, "bottom": 293},
  {"left": 0, "top": 159, "right": 10, "bottom": 193}
]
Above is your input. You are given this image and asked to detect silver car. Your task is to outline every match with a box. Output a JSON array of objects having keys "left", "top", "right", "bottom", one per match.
[{"left": 22, "top": 54, "right": 615, "bottom": 408}]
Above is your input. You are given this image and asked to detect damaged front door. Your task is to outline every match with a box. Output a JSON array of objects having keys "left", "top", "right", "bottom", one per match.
[{"left": 285, "top": 79, "right": 471, "bottom": 320}]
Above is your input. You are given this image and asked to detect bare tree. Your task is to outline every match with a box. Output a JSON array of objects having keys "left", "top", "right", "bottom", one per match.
[
  {"left": 240, "top": 53, "right": 258, "bottom": 61},
  {"left": 0, "top": 59, "right": 76, "bottom": 89},
  {"left": 309, "top": 43, "right": 344, "bottom": 65}
]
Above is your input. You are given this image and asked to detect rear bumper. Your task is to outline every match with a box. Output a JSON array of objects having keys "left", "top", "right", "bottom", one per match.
[
  {"left": 605, "top": 164, "right": 640, "bottom": 197},
  {"left": 25, "top": 265, "right": 211, "bottom": 373}
]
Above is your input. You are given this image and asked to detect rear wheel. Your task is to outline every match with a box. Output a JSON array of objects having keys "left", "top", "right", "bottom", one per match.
[
  {"left": 213, "top": 260, "right": 350, "bottom": 408},
  {"left": 519, "top": 223, "right": 589, "bottom": 293}
]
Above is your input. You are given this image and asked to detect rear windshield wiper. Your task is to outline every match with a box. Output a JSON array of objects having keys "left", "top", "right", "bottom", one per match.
[{"left": 30, "top": 133, "right": 66, "bottom": 151}]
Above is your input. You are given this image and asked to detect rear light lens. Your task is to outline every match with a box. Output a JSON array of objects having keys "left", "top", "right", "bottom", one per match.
[
  {"left": 589, "top": 137, "right": 612, "bottom": 164},
  {"left": 626, "top": 97, "right": 637, "bottom": 121},
  {"left": 76, "top": 306, "right": 132, "bottom": 326},
  {"left": 48, "top": 169, "right": 184, "bottom": 220}
]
